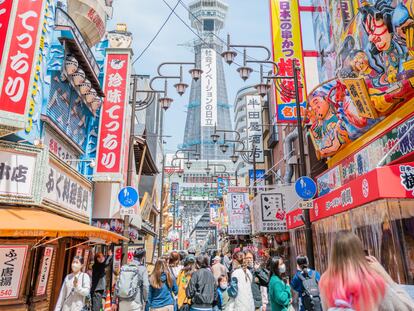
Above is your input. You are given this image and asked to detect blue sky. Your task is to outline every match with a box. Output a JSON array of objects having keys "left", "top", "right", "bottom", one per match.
[{"left": 108, "top": 0, "right": 315, "bottom": 151}]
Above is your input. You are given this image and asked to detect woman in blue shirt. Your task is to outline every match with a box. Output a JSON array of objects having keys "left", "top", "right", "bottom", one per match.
[{"left": 147, "top": 259, "right": 178, "bottom": 311}]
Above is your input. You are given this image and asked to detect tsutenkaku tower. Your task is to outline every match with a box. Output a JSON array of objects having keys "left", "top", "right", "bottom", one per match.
[{"left": 182, "top": 0, "right": 233, "bottom": 160}]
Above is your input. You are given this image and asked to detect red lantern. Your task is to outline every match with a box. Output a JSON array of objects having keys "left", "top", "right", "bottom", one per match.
[{"left": 281, "top": 232, "right": 290, "bottom": 242}]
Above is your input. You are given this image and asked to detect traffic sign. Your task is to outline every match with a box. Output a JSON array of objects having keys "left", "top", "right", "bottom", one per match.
[
  {"left": 299, "top": 200, "right": 313, "bottom": 209},
  {"left": 118, "top": 186, "right": 139, "bottom": 207},
  {"left": 295, "top": 176, "right": 317, "bottom": 200}
]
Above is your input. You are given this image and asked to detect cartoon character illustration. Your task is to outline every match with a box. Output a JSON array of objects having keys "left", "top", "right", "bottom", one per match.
[
  {"left": 360, "top": 1, "right": 407, "bottom": 83},
  {"left": 308, "top": 89, "right": 350, "bottom": 157}
]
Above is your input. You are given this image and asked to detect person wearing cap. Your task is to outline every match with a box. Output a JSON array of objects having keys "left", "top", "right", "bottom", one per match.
[
  {"left": 211, "top": 255, "right": 228, "bottom": 284},
  {"left": 177, "top": 255, "right": 196, "bottom": 309}
]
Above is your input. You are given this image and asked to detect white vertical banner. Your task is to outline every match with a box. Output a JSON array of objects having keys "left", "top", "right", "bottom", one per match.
[
  {"left": 226, "top": 192, "right": 252, "bottom": 235},
  {"left": 246, "top": 95, "right": 264, "bottom": 163},
  {"left": 0, "top": 245, "right": 28, "bottom": 300},
  {"left": 201, "top": 48, "right": 217, "bottom": 127}
]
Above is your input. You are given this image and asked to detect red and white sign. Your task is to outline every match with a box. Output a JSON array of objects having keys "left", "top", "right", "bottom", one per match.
[
  {"left": 0, "top": 0, "right": 45, "bottom": 116},
  {"left": 35, "top": 247, "right": 54, "bottom": 296},
  {"left": 96, "top": 53, "right": 130, "bottom": 174},
  {"left": 0, "top": 0, "right": 14, "bottom": 58},
  {"left": 286, "top": 208, "right": 304, "bottom": 230},
  {"left": 0, "top": 245, "right": 28, "bottom": 300},
  {"left": 310, "top": 162, "right": 414, "bottom": 222}
]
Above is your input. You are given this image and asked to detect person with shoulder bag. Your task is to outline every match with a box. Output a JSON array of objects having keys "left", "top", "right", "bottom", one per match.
[
  {"left": 146, "top": 259, "right": 178, "bottom": 311},
  {"left": 55, "top": 256, "right": 91, "bottom": 311},
  {"left": 319, "top": 231, "right": 414, "bottom": 311},
  {"left": 112, "top": 249, "right": 149, "bottom": 311},
  {"left": 177, "top": 256, "right": 196, "bottom": 311}
]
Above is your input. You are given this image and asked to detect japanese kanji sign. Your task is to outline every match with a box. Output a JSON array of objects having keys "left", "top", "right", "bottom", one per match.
[
  {"left": 0, "top": 0, "right": 13, "bottom": 59},
  {"left": 0, "top": 0, "right": 46, "bottom": 118},
  {"left": 35, "top": 247, "right": 53, "bottom": 296},
  {"left": 246, "top": 95, "right": 264, "bottom": 162},
  {"left": 44, "top": 162, "right": 92, "bottom": 217},
  {"left": 96, "top": 53, "right": 130, "bottom": 174},
  {"left": 251, "top": 186, "right": 297, "bottom": 233},
  {"left": 0, "top": 151, "right": 36, "bottom": 196},
  {"left": 0, "top": 245, "right": 28, "bottom": 300},
  {"left": 343, "top": 78, "right": 378, "bottom": 119},
  {"left": 201, "top": 49, "right": 217, "bottom": 127},
  {"left": 270, "top": 0, "right": 307, "bottom": 123},
  {"left": 226, "top": 192, "right": 251, "bottom": 235}
]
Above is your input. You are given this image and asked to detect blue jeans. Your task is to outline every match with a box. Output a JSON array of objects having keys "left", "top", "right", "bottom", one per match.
[{"left": 190, "top": 308, "right": 213, "bottom": 311}]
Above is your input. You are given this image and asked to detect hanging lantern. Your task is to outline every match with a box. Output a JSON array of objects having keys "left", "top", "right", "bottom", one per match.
[
  {"left": 85, "top": 89, "right": 97, "bottom": 103},
  {"left": 79, "top": 79, "right": 91, "bottom": 95},
  {"left": 85, "top": 89, "right": 97, "bottom": 104},
  {"left": 72, "top": 68, "right": 85, "bottom": 86},
  {"left": 65, "top": 56, "right": 78, "bottom": 75},
  {"left": 91, "top": 96, "right": 101, "bottom": 111}
]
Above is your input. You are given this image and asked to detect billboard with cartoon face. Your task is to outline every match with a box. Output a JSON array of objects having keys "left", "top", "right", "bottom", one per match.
[{"left": 307, "top": 0, "right": 414, "bottom": 158}]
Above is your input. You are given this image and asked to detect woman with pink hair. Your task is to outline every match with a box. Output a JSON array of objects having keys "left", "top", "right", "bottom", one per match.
[{"left": 319, "top": 231, "right": 413, "bottom": 311}]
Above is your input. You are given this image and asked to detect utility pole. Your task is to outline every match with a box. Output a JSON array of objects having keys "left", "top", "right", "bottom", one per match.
[
  {"left": 158, "top": 104, "right": 165, "bottom": 258},
  {"left": 122, "top": 75, "right": 138, "bottom": 265},
  {"left": 253, "top": 144, "right": 257, "bottom": 196},
  {"left": 293, "top": 63, "right": 315, "bottom": 268},
  {"left": 172, "top": 189, "right": 177, "bottom": 250}
]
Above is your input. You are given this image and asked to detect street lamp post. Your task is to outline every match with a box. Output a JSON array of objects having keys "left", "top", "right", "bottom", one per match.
[
  {"left": 222, "top": 34, "right": 315, "bottom": 267},
  {"left": 126, "top": 60, "right": 200, "bottom": 259}
]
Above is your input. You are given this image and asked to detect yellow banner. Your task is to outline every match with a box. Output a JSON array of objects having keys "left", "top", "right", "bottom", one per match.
[{"left": 270, "top": 0, "right": 307, "bottom": 123}]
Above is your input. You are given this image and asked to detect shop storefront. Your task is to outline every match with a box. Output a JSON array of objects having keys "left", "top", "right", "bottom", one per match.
[
  {"left": 287, "top": 162, "right": 414, "bottom": 284},
  {"left": 0, "top": 143, "right": 126, "bottom": 310}
]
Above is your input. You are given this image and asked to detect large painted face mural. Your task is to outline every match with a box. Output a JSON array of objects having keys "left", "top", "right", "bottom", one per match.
[{"left": 307, "top": 0, "right": 414, "bottom": 158}]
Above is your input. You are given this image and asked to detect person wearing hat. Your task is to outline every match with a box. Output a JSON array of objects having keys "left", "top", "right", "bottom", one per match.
[
  {"left": 211, "top": 256, "right": 228, "bottom": 284},
  {"left": 177, "top": 255, "right": 196, "bottom": 309}
]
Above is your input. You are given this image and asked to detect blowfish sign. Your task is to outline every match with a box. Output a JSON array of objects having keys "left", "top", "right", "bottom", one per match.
[
  {"left": 270, "top": 0, "right": 307, "bottom": 123},
  {"left": 0, "top": 0, "right": 46, "bottom": 126},
  {"left": 96, "top": 53, "right": 130, "bottom": 174}
]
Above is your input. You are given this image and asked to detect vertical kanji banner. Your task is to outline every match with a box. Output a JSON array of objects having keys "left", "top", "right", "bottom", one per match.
[
  {"left": 269, "top": 0, "right": 307, "bottom": 123},
  {"left": 95, "top": 52, "right": 130, "bottom": 174}
]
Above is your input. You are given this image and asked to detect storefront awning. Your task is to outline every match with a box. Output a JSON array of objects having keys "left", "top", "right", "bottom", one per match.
[
  {"left": 287, "top": 162, "right": 414, "bottom": 229},
  {"left": 133, "top": 137, "right": 159, "bottom": 176},
  {"left": 0, "top": 208, "right": 128, "bottom": 243}
]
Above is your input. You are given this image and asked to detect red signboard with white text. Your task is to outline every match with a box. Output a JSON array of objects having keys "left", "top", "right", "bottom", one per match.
[
  {"left": 286, "top": 208, "right": 304, "bottom": 230},
  {"left": 96, "top": 53, "right": 130, "bottom": 174},
  {"left": 310, "top": 162, "right": 414, "bottom": 222},
  {"left": 0, "top": 0, "right": 45, "bottom": 116},
  {"left": 287, "top": 162, "right": 414, "bottom": 229},
  {"left": 0, "top": 0, "right": 14, "bottom": 59}
]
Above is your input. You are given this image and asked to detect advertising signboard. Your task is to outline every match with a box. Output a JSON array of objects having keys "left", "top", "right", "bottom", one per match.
[
  {"left": 0, "top": 245, "right": 28, "bottom": 300},
  {"left": 251, "top": 185, "right": 297, "bottom": 233},
  {"left": 35, "top": 247, "right": 54, "bottom": 296},
  {"left": 95, "top": 52, "right": 130, "bottom": 175},
  {"left": 201, "top": 48, "right": 217, "bottom": 127},
  {"left": 0, "top": 0, "right": 46, "bottom": 131},
  {"left": 226, "top": 192, "right": 251, "bottom": 235},
  {"left": 246, "top": 95, "right": 264, "bottom": 162},
  {"left": 269, "top": 0, "right": 307, "bottom": 122}
]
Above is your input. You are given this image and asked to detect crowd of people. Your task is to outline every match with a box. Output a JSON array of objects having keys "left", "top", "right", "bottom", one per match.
[{"left": 54, "top": 231, "right": 414, "bottom": 311}]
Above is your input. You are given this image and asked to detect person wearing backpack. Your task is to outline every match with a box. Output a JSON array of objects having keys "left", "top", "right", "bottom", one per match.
[
  {"left": 112, "top": 249, "right": 149, "bottom": 311},
  {"left": 291, "top": 255, "right": 321, "bottom": 311},
  {"left": 146, "top": 258, "right": 178, "bottom": 311}
]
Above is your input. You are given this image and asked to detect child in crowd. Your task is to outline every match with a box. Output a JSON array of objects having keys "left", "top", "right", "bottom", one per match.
[{"left": 216, "top": 274, "right": 231, "bottom": 311}]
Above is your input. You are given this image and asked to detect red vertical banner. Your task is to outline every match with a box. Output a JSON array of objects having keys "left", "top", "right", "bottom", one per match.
[
  {"left": 96, "top": 53, "right": 130, "bottom": 174},
  {"left": 0, "top": 0, "right": 45, "bottom": 116},
  {"left": 0, "top": 0, "right": 14, "bottom": 58}
]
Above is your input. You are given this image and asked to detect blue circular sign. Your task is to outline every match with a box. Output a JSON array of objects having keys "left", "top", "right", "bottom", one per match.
[
  {"left": 118, "top": 186, "right": 139, "bottom": 207},
  {"left": 295, "top": 176, "right": 317, "bottom": 200}
]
